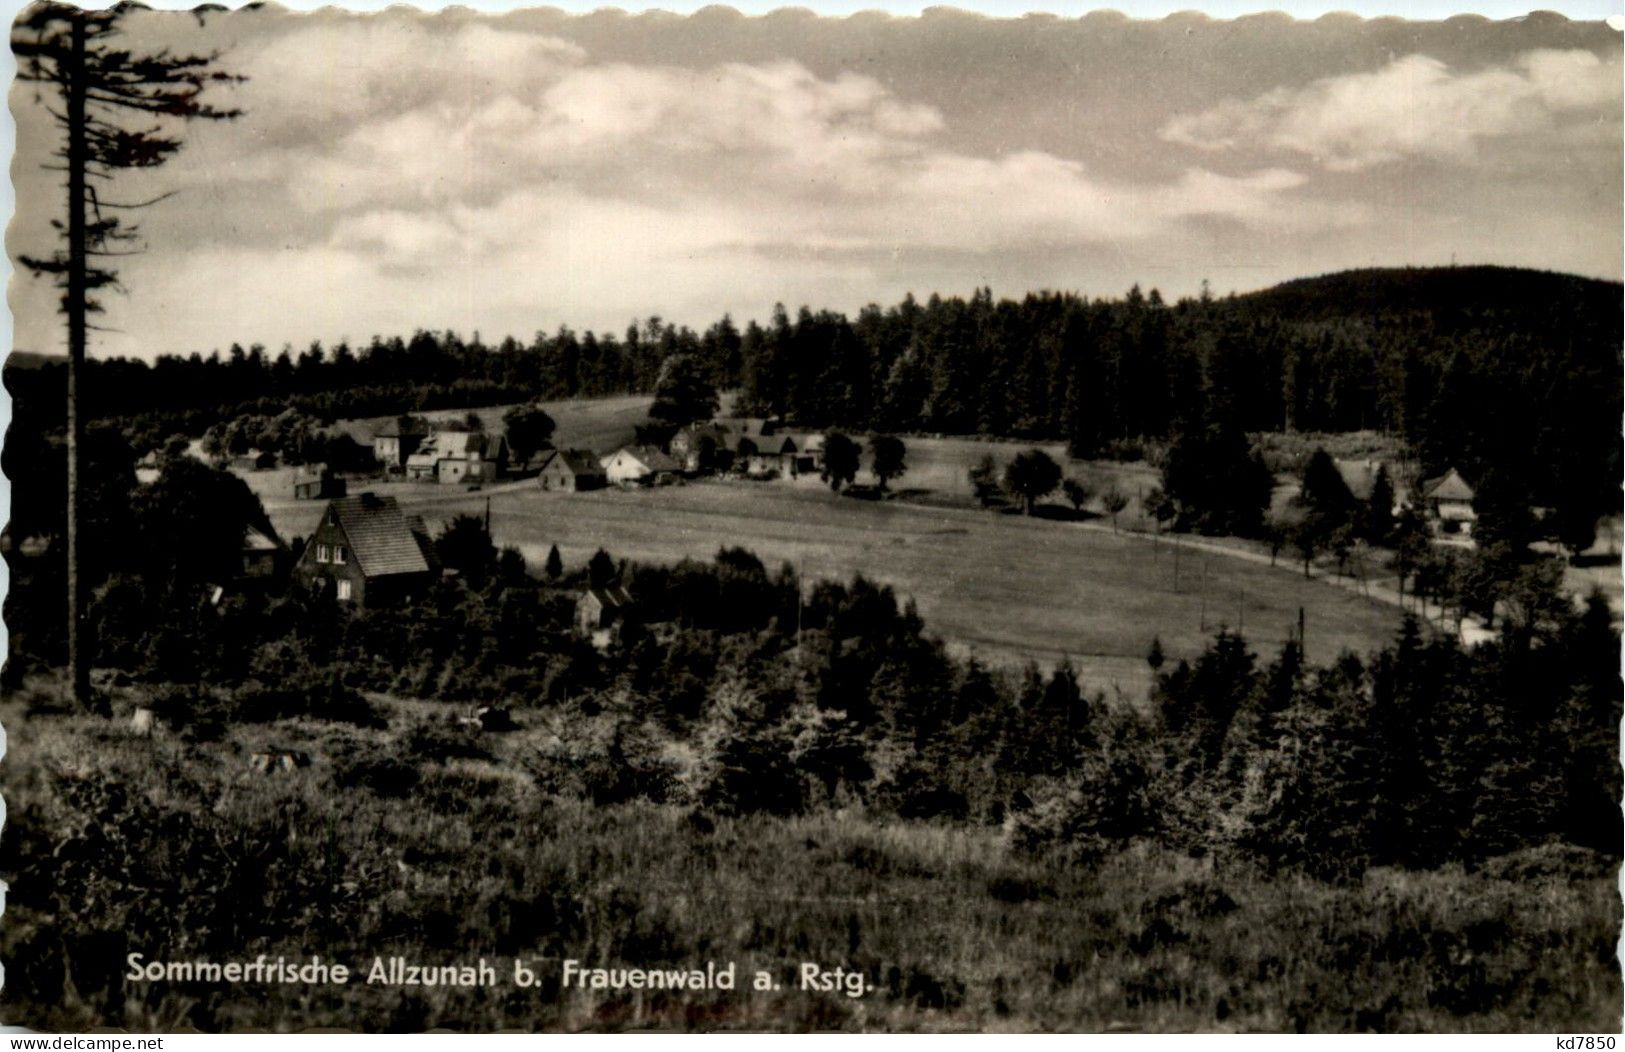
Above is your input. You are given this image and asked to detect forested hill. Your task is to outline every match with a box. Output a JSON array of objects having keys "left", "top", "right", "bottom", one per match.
[
  {"left": 8, "top": 265, "right": 1621, "bottom": 524},
  {"left": 1235, "top": 266, "right": 1621, "bottom": 324}
]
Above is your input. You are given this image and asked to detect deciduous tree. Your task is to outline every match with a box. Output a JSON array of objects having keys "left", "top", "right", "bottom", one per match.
[
  {"left": 870, "top": 435, "right": 907, "bottom": 491},
  {"left": 822, "top": 432, "right": 862, "bottom": 492},
  {"left": 502, "top": 403, "right": 557, "bottom": 464},
  {"left": 1101, "top": 486, "right": 1129, "bottom": 531},
  {"left": 1003, "top": 449, "right": 1061, "bottom": 515}
]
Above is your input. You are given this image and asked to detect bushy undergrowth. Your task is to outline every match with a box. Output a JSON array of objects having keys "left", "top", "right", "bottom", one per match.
[{"left": 2, "top": 703, "right": 1617, "bottom": 1033}]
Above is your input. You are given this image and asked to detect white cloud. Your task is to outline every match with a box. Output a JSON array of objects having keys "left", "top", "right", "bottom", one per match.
[
  {"left": 38, "top": 11, "right": 1613, "bottom": 363},
  {"left": 1161, "top": 48, "right": 1622, "bottom": 171},
  {"left": 259, "top": 42, "right": 1333, "bottom": 272},
  {"left": 233, "top": 18, "right": 586, "bottom": 134}
]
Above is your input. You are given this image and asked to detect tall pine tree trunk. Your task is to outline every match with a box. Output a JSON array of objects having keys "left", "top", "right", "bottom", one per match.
[{"left": 65, "top": 12, "right": 89, "bottom": 708}]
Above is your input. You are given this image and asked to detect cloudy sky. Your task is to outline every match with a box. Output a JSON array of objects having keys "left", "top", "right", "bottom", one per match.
[{"left": 7, "top": 6, "right": 1621, "bottom": 360}]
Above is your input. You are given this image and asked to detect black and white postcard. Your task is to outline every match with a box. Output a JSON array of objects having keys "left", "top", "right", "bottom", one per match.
[{"left": 3, "top": 0, "right": 1621, "bottom": 1033}]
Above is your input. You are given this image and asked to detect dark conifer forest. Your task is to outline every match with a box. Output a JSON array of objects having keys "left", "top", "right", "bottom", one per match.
[{"left": 9, "top": 265, "right": 1621, "bottom": 528}]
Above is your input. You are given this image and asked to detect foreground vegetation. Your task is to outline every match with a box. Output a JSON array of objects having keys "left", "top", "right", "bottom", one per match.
[
  {"left": 3, "top": 496, "right": 1619, "bottom": 1030},
  {"left": 5, "top": 687, "right": 1618, "bottom": 1032}
]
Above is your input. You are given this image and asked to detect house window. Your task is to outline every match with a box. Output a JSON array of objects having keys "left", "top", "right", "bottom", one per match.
[
  {"left": 317, "top": 543, "right": 331, "bottom": 563},
  {"left": 336, "top": 579, "right": 352, "bottom": 601},
  {"left": 334, "top": 545, "right": 346, "bottom": 565}
]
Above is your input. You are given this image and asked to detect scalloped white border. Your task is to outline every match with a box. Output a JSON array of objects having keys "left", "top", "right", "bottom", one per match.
[{"left": 0, "top": 0, "right": 1617, "bottom": 1035}]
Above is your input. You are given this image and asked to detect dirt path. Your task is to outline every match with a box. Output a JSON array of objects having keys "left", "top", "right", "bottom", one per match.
[{"left": 1066, "top": 520, "right": 1495, "bottom": 647}]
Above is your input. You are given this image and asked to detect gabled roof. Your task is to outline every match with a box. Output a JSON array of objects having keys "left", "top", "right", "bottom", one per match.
[
  {"left": 604, "top": 445, "right": 682, "bottom": 474},
  {"left": 673, "top": 422, "right": 728, "bottom": 446},
  {"left": 432, "top": 431, "right": 494, "bottom": 458},
  {"left": 243, "top": 524, "right": 282, "bottom": 552},
  {"left": 583, "top": 583, "right": 633, "bottom": 609},
  {"left": 1421, "top": 467, "right": 1475, "bottom": 503},
  {"left": 327, "top": 493, "right": 433, "bottom": 577},
  {"left": 539, "top": 448, "right": 603, "bottom": 476},
  {"left": 403, "top": 513, "right": 440, "bottom": 573}
]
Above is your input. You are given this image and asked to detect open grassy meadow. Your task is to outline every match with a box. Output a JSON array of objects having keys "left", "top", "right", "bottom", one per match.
[
  {"left": 262, "top": 470, "right": 1404, "bottom": 701},
  {"left": 7, "top": 688, "right": 1617, "bottom": 1033},
  {"left": 332, "top": 394, "right": 655, "bottom": 455}
]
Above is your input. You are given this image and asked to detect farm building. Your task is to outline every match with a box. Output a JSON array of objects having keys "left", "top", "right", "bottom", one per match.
[
  {"left": 1419, "top": 467, "right": 1477, "bottom": 533},
  {"left": 293, "top": 464, "right": 346, "bottom": 500},
  {"left": 728, "top": 417, "right": 786, "bottom": 439},
  {"left": 240, "top": 523, "right": 285, "bottom": 579},
  {"left": 602, "top": 445, "right": 682, "bottom": 486},
  {"left": 231, "top": 449, "right": 277, "bottom": 472},
  {"left": 536, "top": 449, "right": 606, "bottom": 492},
  {"left": 404, "top": 431, "right": 509, "bottom": 484},
  {"left": 372, "top": 429, "right": 425, "bottom": 473},
  {"left": 576, "top": 583, "right": 633, "bottom": 633},
  {"left": 670, "top": 422, "right": 730, "bottom": 472},
  {"left": 733, "top": 433, "right": 824, "bottom": 477},
  {"left": 787, "top": 433, "right": 825, "bottom": 475},
  {"left": 294, "top": 492, "right": 439, "bottom": 606}
]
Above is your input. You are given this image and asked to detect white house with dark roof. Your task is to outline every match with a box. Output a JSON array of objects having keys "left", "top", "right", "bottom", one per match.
[
  {"left": 601, "top": 445, "right": 682, "bottom": 485},
  {"left": 405, "top": 431, "right": 509, "bottom": 484}
]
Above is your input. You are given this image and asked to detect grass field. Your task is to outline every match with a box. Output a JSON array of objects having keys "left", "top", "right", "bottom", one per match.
[
  {"left": 332, "top": 393, "right": 654, "bottom": 456},
  {"left": 263, "top": 471, "right": 1404, "bottom": 701}
]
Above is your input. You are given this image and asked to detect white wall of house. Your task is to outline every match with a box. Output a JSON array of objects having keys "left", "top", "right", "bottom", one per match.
[{"left": 602, "top": 450, "right": 651, "bottom": 485}]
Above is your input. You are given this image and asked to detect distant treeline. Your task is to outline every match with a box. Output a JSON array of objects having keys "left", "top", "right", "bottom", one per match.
[{"left": 8, "top": 265, "right": 1620, "bottom": 514}]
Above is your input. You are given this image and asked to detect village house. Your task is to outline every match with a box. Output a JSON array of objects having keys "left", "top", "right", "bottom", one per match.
[
  {"left": 669, "top": 422, "right": 730, "bottom": 472},
  {"left": 1419, "top": 467, "right": 1477, "bottom": 534},
  {"left": 295, "top": 492, "right": 439, "bottom": 606},
  {"left": 576, "top": 583, "right": 634, "bottom": 650},
  {"left": 732, "top": 433, "right": 824, "bottom": 478},
  {"left": 405, "top": 431, "right": 509, "bottom": 485},
  {"left": 729, "top": 417, "right": 786, "bottom": 439},
  {"left": 240, "top": 523, "right": 285, "bottom": 579},
  {"left": 293, "top": 463, "right": 346, "bottom": 500},
  {"left": 786, "top": 433, "right": 825, "bottom": 476},
  {"left": 230, "top": 449, "right": 277, "bottom": 472},
  {"left": 535, "top": 449, "right": 606, "bottom": 492},
  {"left": 372, "top": 428, "right": 425, "bottom": 474},
  {"left": 601, "top": 445, "right": 682, "bottom": 486}
]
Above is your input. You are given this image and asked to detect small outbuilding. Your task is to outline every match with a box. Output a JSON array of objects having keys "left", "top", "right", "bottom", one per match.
[
  {"left": 576, "top": 583, "right": 634, "bottom": 634},
  {"left": 293, "top": 464, "right": 346, "bottom": 500},
  {"left": 1419, "top": 467, "right": 1477, "bottom": 533},
  {"left": 536, "top": 449, "right": 607, "bottom": 492}
]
